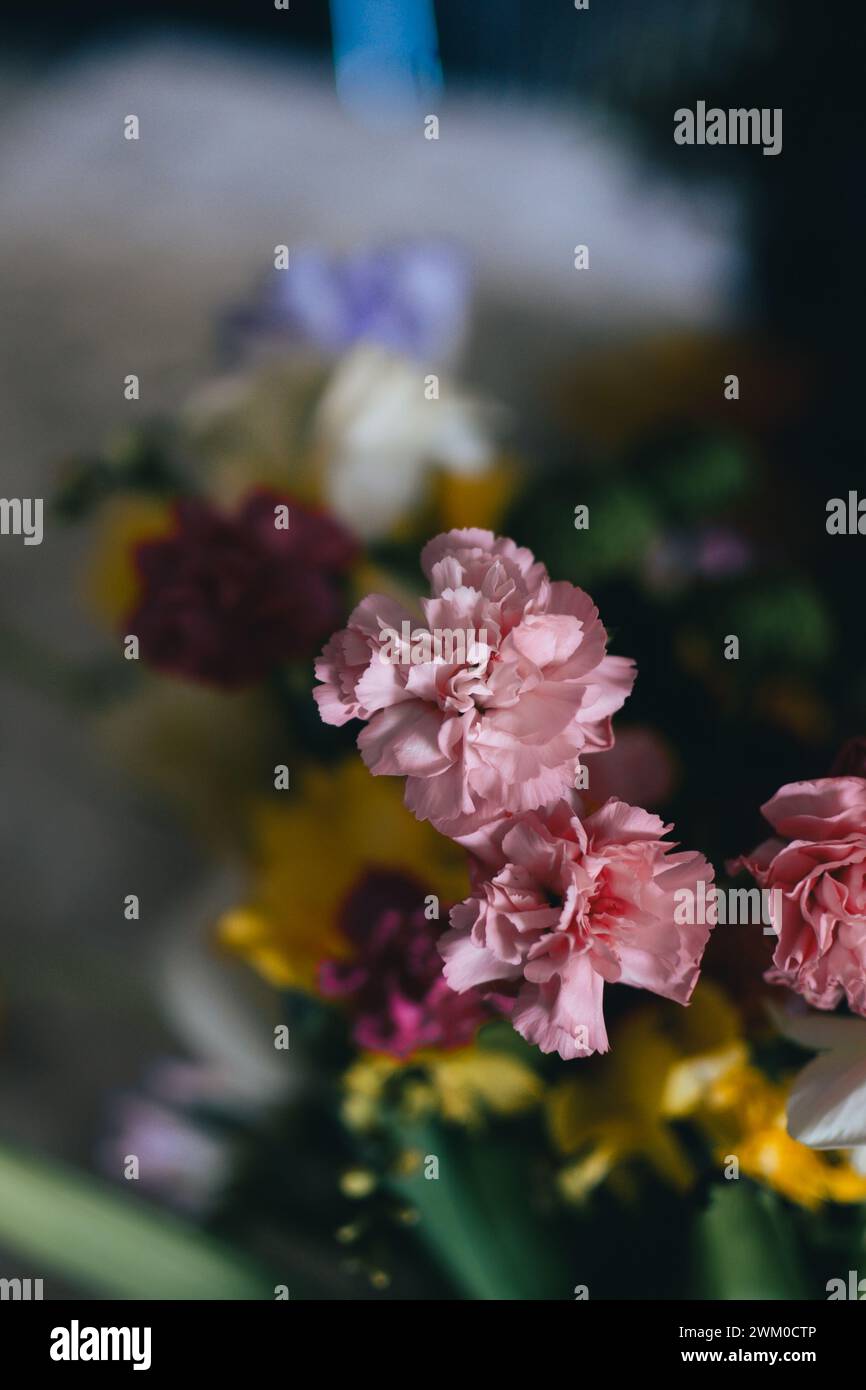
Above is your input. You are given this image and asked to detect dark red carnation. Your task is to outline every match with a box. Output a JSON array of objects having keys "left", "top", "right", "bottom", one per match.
[
  {"left": 128, "top": 490, "right": 357, "bottom": 688},
  {"left": 319, "top": 870, "right": 492, "bottom": 1058}
]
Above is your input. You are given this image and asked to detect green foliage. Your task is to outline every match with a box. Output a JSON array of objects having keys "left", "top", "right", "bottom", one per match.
[
  {"left": 389, "top": 1118, "right": 571, "bottom": 1300},
  {"left": 726, "top": 578, "right": 833, "bottom": 668},
  {"left": 691, "top": 1183, "right": 811, "bottom": 1299},
  {"left": 649, "top": 436, "right": 752, "bottom": 520},
  {"left": 0, "top": 1142, "right": 273, "bottom": 1299}
]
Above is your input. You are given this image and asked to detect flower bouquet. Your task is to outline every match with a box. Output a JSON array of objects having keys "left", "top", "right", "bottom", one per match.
[{"left": 4, "top": 240, "right": 866, "bottom": 1305}]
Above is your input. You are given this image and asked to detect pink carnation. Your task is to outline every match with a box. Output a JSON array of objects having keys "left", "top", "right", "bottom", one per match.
[
  {"left": 314, "top": 528, "right": 635, "bottom": 835},
  {"left": 728, "top": 777, "right": 866, "bottom": 1016},
  {"left": 439, "top": 797, "right": 715, "bottom": 1060}
]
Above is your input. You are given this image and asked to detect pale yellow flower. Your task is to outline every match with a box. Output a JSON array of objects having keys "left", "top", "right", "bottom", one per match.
[{"left": 341, "top": 1043, "right": 542, "bottom": 1132}]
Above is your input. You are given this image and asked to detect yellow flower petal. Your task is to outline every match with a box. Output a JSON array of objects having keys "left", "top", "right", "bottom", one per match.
[
  {"left": 700, "top": 1065, "right": 866, "bottom": 1208},
  {"left": 84, "top": 496, "right": 175, "bottom": 626},
  {"left": 419, "top": 1046, "right": 543, "bottom": 1127},
  {"left": 432, "top": 456, "right": 519, "bottom": 533},
  {"left": 220, "top": 760, "right": 469, "bottom": 992},
  {"left": 546, "top": 986, "right": 745, "bottom": 1195},
  {"left": 340, "top": 1043, "right": 542, "bottom": 1131}
]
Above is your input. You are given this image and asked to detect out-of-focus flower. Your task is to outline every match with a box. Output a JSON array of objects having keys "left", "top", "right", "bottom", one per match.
[
  {"left": 773, "top": 1008, "right": 866, "bottom": 1154},
  {"left": 319, "top": 870, "right": 491, "bottom": 1058},
  {"left": 313, "top": 347, "right": 496, "bottom": 539},
  {"left": 183, "top": 358, "right": 327, "bottom": 510},
  {"left": 226, "top": 241, "right": 470, "bottom": 365},
  {"left": 695, "top": 1061, "right": 866, "bottom": 1209},
  {"left": 548, "top": 981, "right": 866, "bottom": 1208},
  {"left": 158, "top": 885, "right": 295, "bottom": 1107},
  {"left": 548, "top": 983, "right": 743, "bottom": 1199},
  {"left": 99, "top": 1063, "right": 235, "bottom": 1216},
  {"left": 219, "top": 760, "right": 469, "bottom": 992},
  {"left": 315, "top": 528, "right": 635, "bottom": 836},
  {"left": 184, "top": 348, "right": 505, "bottom": 542},
  {"left": 583, "top": 725, "right": 676, "bottom": 810},
  {"left": 128, "top": 489, "right": 357, "bottom": 689},
  {"left": 728, "top": 778, "right": 866, "bottom": 1016},
  {"left": 430, "top": 457, "right": 519, "bottom": 538},
  {"left": 341, "top": 1043, "right": 542, "bottom": 1132},
  {"left": 442, "top": 797, "right": 714, "bottom": 1060},
  {"left": 85, "top": 494, "right": 175, "bottom": 625}
]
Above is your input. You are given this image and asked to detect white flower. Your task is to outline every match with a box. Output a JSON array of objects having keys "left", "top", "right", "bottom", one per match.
[
  {"left": 774, "top": 1007, "right": 866, "bottom": 1151},
  {"left": 314, "top": 344, "right": 496, "bottom": 539}
]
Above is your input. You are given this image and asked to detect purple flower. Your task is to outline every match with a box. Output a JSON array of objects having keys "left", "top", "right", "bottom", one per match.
[
  {"left": 320, "top": 870, "right": 492, "bottom": 1058},
  {"left": 226, "top": 241, "right": 470, "bottom": 364},
  {"left": 99, "top": 1093, "right": 231, "bottom": 1215}
]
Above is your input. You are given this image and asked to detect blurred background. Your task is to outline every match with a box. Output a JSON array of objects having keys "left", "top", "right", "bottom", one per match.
[{"left": 1, "top": 0, "right": 864, "bottom": 1299}]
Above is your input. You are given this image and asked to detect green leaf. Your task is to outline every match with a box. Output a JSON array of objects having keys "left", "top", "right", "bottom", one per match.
[
  {"left": 692, "top": 1182, "right": 810, "bottom": 1299},
  {"left": 389, "top": 1119, "right": 569, "bottom": 1300},
  {"left": 0, "top": 1142, "right": 273, "bottom": 1299}
]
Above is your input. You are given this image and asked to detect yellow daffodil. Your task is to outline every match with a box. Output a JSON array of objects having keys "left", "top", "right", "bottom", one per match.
[
  {"left": 548, "top": 983, "right": 745, "bottom": 1201},
  {"left": 695, "top": 1063, "right": 866, "bottom": 1210},
  {"left": 547, "top": 979, "right": 866, "bottom": 1209},
  {"left": 548, "top": 1013, "right": 697, "bottom": 1199}
]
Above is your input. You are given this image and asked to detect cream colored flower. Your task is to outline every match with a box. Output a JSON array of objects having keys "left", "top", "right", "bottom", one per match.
[{"left": 314, "top": 344, "right": 496, "bottom": 539}]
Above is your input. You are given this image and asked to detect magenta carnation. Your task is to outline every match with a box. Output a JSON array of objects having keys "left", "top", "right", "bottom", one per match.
[
  {"left": 129, "top": 489, "right": 357, "bottom": 689},
  {"left": 314, "top": 528, "right": 635, "bottom": 835},
  {"left": 728, "top": 777, "right": 866, "bottom": 1016},
  {"left": 319, "top": 870, "right": 491, "bottom": 1058},
  {"left": 439, "top": 797, "right": 715, "bottom": 1060}
]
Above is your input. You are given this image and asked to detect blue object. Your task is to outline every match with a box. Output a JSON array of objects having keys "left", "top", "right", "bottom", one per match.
[{"left": 329, "top": 0, "right": 443, "bottom": 122}]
